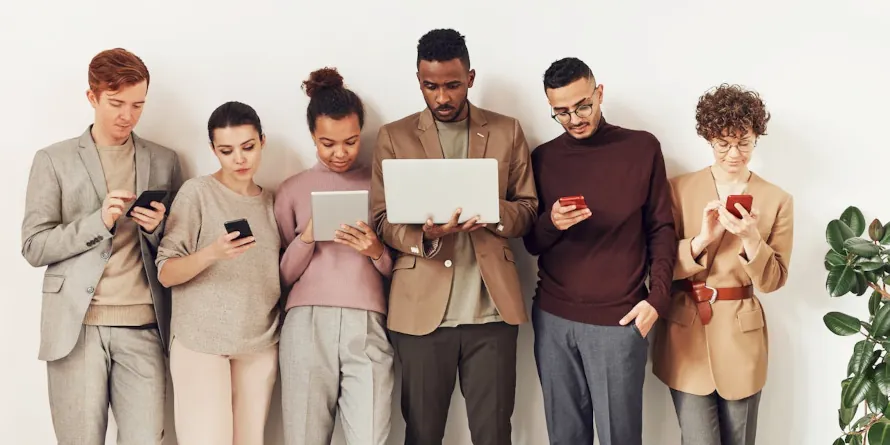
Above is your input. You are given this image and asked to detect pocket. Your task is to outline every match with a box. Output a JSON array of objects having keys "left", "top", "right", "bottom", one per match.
[
  {"left": 737, "top": 308, "right": 765, "bottom": 333},
  {"left": 42, "top": 274, "right": 65, "bottom": 293},
  {"left": 631, "top": 323, "right": 646, "bottom": 338},
  {"left": 393, "top": 255, "right": 417, "bottom": 271}
]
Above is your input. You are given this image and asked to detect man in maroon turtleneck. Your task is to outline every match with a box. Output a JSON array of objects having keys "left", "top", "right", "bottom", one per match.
[{"left": 523, "top": 57, "right": 676, "bottom": 445}]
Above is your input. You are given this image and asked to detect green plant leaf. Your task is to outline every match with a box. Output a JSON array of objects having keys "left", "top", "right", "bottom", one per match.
[
  {"left": 846, "top": 238, "right": 882, "bottom": 258},
  {"left": 872, "top": 219, "right": 886, "bottom": 242},
  {"left": 877, "top": 363, "right": 890, "bottom": 395},
  {"left": 826, "top": 312, "right": 864, "bottom": 336},
  {"left": 854, "top": 271, "right": 869, "bottom": 296},
  {"left": 849, "top": 341, "right": 877, "bottom": 376},
  {"left": 860, "top": 261, "right": 887, "bottom": 272},
  {"left": 829, "top": 219, "right": 857, "bottom": 253},
  {"left": 852, "top": 435, "right": 863, "bottom": 445},
  {"left": 827, "top": 250, "right": 848, "bottom": 270},
  {"left": 868, "top": 379, "right": 889, "bottom": 413},
  {"left": 872, "top": 291, "right": 884, "bottom": 317},
  {"left": 828, "top": 265, "right": 857, "bottom": 297},
  {"left": 833, "top": 438, "right": 845, "bottom": 445},
  {"left": 883, "top": 222, "right": 890, "bottom": 245},
  {"left": 869, "top": 420, "right": 890, "bottom": 445},
  {"left": 867, "top": 271, "right": 880, "bottom": 285},
  {"left": 842, "top": 206, "right": 867, "bottom": 237},
  {"left": 875, "top": 305, "right": 890, "bottom": 337},
  {"left": 844, "top": 371, "right": 874, "bottom": 407},
  {"left": 839, "top": 406, "right": 858, "bottom": 429}
]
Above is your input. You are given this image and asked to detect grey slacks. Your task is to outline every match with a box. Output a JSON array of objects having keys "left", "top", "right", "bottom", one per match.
[
  {"left": 46, "top": 324, "right": 166, "bottom": 445},
  {"left": 671, "top": 389, "right": 762, "bottom": 445},
  {"left": 532, "top": 303, "right": 648, "bottom": 445}
]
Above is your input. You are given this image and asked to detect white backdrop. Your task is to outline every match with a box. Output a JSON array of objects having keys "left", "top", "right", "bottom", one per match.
[{"left": 3, "top": 1, "right": 889, "bottom": 443}]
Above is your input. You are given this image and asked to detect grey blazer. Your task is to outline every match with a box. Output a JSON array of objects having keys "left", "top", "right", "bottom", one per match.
[{"left": 21, "top": 127, "right": 182, "bottom": 361}]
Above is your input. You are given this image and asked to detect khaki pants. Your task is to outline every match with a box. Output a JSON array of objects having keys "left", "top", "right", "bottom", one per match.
[
  {"left": 169, "top": 338, "right": 278, "bottom": 445},
  {"left": 279, "top": 306, "right": 394, "bottom": 445},
  {"left": 46, "top": 325, "right": 166, "bottom": 445}
]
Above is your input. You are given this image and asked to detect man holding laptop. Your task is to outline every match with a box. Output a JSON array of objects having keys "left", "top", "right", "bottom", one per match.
[
  {"left": 522, "top": 57, "right": 676, "bottom": 445},
  {"left": 370, "top": 28, "right": 537, "bottom": 445}
]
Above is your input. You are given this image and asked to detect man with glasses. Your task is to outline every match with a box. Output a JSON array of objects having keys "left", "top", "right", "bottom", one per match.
[{"left": 522, "top": 57, "right": 676, "bottom": 445}]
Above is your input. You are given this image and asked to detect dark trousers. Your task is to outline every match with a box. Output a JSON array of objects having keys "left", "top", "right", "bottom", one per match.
[
  {"left": 389, "top": 321, "right": 518, "bottom": 445},
  {"left": 671, "top": 389, "right": 762, "bottom": 445},
  {"left": 532, "top": 303, "right": 649, "bottom": 445}
]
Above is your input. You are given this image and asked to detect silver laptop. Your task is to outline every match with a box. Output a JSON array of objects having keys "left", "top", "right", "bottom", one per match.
[
  {"left": 381, "top": 158, "right": 500, "bottom": 224},
  {"left": 310, "top": 190, "right": 370, "bottom": 242}
]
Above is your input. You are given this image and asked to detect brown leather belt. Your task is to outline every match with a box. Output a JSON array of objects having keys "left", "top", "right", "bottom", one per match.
[{"left": 672, "top": 280, "right": 754, "bottom": 325}]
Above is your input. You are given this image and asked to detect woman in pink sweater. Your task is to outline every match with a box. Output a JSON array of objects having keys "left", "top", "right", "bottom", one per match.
[{"left": 273, "top": 67, "right": 394, "bottom": 445}]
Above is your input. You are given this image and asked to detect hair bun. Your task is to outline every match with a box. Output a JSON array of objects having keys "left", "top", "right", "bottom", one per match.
[{"left": 303, "top": 67, "right": 344, "bottom": 98}]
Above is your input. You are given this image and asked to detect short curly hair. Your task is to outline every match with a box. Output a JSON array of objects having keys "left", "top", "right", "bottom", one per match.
[
  {"left": 416, "top": 28, "right": 470, "bottom": 69},
  {"left": 695, "top": 84, "right": 770, "bottom": 140}
]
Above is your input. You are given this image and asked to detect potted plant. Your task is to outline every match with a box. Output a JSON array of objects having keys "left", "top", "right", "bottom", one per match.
[{"left": 823, "top": 206, "right": 890, "bottom": 444}]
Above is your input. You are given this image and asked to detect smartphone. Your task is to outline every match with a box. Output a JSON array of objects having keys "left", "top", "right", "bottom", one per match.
[
  {"left": 559, "top": 195, "right": 588, "bottom": 210},
  {"left": 224, "top": 218, "right": 254, "bottom": 242},
  {"left": 725, "top": 194, "right": 753, "bottom": 218},
  {"left": 126, "top": 190, "right": 168, "bottom": 217}
]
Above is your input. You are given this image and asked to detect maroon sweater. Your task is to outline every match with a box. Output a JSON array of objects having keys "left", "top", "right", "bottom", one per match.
[{"left": 523, "top": 118, "right": 676, "bottom": 325}]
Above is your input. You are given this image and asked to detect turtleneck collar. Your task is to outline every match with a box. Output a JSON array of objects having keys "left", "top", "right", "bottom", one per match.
[{"left": 561, "top": 115, "right": 615, "bottom": 148}]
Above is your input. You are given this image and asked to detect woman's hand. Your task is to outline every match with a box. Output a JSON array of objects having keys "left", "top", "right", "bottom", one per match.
[
  {"left": 205, "top": 231, "right": 255, "bottom": 261},
  {"left": 690, "top": 200, "right": 725, "bottom": 256},
  {"left": 717, "top": 204, "right": 762, "bottom": 256},
  {"left": 335, "top": 221, "right": 385, "bottom": 260}
]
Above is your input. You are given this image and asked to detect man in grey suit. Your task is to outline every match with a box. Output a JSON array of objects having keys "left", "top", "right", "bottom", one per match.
[{"left": 21, "top": 48, "right": 182, "bottom": 445}]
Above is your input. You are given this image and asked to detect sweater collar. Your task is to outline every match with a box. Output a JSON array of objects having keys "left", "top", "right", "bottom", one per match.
[{"left": 561, "top": 115, "right": 614, "bottom": 147}]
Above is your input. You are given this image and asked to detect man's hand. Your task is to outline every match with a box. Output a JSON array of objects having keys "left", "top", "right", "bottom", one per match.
[
  {"left": 130, "top": 201, "right": 167, "bottom": 234},
  {"left": 422, "top": 208, "right": 486, "bottom": 241},
  {"left": 102, "top": 190, "right": 136, "bottom": 230},
  {"left": 550, "top": 199, "right": 591, "bottom": 231},
  {"left": 619, "top": 300, "right": 658, "bottom": 338}
]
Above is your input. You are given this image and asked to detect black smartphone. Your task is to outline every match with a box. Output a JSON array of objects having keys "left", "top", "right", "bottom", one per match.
[
  {"left": 224, "top": 218, "right": 254, "bottom": 241},
  {"left": 126, "top": 190, "right": 168, "bottom": 217}
]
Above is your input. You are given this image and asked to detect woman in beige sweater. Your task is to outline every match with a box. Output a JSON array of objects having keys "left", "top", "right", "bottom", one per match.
[
  {"left": 651, "top": 84, "right": 793, "bottom": 445},
  {"left": 156, "top": 101, "right": 281, "bottom": 445}
]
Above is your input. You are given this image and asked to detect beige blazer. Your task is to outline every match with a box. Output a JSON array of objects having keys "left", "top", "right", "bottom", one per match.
[
  {"left": 370, "top": 103, "right": 538, "bottom": 335},
  {"left": 651, "top": 167, "right": 793, "bottom": 400},
  {"left": 21, "top": 127, "right": 182, "bottom": 361}
]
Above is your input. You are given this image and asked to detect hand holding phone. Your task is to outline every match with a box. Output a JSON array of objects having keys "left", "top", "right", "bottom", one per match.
[
  {"left": 224, "top": 218, "right": 255, "bottom": 241},
  {"left": 551, "top": 196, "right": 591, "bottom": 230},
  {"left": 558, "top": 195, "right": 588, "bottom": 210},
  {"left": 126, "top": 190, "right": 168, "bottom": 218},
  {"left": 725, "top": 194, "right": 753, "bottom": 219},
  {"left": 206, "top": 218, "right": 256, "bottom": 261}
]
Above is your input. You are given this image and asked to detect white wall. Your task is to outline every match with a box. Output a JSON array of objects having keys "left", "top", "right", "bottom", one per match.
[{"left": 3, "top": 1, "right": 889, "bottom": 443}]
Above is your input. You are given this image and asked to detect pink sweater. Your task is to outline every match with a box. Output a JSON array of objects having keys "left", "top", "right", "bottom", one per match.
[{"left": 274, "top": 160, "right": 393, "bottom": 314}]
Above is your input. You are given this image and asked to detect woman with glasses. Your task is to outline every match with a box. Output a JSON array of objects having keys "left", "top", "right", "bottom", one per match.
[{"left": 651, "top": 84, "right": 794, "bottom": 445}]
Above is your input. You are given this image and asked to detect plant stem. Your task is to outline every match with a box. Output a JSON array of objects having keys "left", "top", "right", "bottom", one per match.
[{"left": 871, "top": 282, "right": 890, "bottom": 299}]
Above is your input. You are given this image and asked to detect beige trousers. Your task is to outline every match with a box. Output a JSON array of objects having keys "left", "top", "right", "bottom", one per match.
[
  {"left": 279, "top": 306, "right": 394, "bottom": 445},
  {"left": 169, "top": 338, "right": 278, "bottom": 445}
]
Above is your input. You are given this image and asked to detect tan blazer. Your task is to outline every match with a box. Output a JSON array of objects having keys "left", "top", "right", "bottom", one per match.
[
  {"left": 21, "top": 128, "right": 182, "bottom": 361},
  {"left": 651, "top": 167, "right": 793, "bottom": 400},
  {"left": 370, "top": 104, "right": 538, "bottom": 335}
]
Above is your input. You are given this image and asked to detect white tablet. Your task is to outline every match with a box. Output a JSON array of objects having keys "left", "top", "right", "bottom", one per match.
[
  {"left": 381, "top": 158, "right": 500, "bottom": 224},
  {"left": 310, "top": 190, "right": 370, "bottom": 242}
]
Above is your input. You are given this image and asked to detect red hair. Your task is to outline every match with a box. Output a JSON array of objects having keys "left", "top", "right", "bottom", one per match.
[{"left": 88, "top": 48, "right": 150, "bottom": 98}]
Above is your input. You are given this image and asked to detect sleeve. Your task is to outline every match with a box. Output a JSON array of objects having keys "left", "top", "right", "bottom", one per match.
[
  {"left": 485, "top": 119, "right": 538, "bottom": 238},
  {"left": 522, "top": 149, "right": 564, "bottom": 255},
  {"left": 372, "top": 244, "right": 395, "bottom": 278},
  {"left": 274, "top": 185, "right": 315, "bottom": 287},
  {"left": 142, "top": 151, "right": 183, "bottom": 247},
  {"left": 643, "top": 143, "right": 678, "bottom": 317},
  {"left": 155, "top": 183, "right": 200, "bottom": 273},
  {"left": 21, "top": 150, "right": 112, "bottom": 267},
  {"left": 672, "top": 179, "right": 710, "bottom": 280},
  {"left": 740, "top": 194, "right": 793, "bottom": 293}
]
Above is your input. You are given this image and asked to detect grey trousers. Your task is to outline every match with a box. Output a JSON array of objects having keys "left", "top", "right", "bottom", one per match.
[
  {"left": 46, "top": 324, "right": 166, "bottom": 445},
  {"left": 532, "top": 303, "right": 648, "bottom": 445},
  {"left": 671, "top": 389, "right": 762, "bottom": 445},
  {"left": 279, "top": 306, "right": 394, "bottom": 445}
]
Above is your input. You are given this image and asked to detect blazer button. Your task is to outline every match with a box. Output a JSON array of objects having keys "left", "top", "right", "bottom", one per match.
[
  {"left": 444, "top": 260, "right": 453, "bottom": 268},
  {"left": 87, "top": 286, "right": 95, "bottom": 294}
]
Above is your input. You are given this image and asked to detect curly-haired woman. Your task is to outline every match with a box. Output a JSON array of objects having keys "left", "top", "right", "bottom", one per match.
[{"left": 651, "top": 84, "right": 794, "bottom": 445}]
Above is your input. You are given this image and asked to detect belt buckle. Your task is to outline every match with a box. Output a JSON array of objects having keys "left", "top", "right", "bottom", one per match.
[{"left": 705, "top": 285, "right": 718, "bottom": 304}]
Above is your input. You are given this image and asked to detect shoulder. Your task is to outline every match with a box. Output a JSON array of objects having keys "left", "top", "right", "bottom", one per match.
[
  {"left": 275, "top": 169, "right": 315, "bottom": 199},
  {"left": 37, "top": 135, "right": 81, "bottom": 159},
  {"left": 752, "top": 173, "right": 793, "bottom": 204},
  {"left": 477, "top": 107, "right": 520, "bottom": 128},
  {"left": 175, "top": 175, "right": 212, "bottom": 202},
  {"left": 669, "top": 167, "right": 708, "bottom": 190},
  {"left": 612, "top": 124, "right": 662, "bottom": 153},
  {"left": 530, "top": 134, "right": 563, "bottom": 162},
  {"left": 134, "top": 135, "right": 180, "bottom": 162}
]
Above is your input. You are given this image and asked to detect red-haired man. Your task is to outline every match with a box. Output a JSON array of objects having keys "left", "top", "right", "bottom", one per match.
[{"left": 21, "top": 48, "right": 182, "bottom": 444}]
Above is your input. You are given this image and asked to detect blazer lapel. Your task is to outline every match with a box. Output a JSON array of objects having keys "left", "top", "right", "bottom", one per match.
[
  {"left": 416, "top": 109, "right": 444, "bottom": 159},
  {"left": 133, "top": 133, "right": 151, "bottom": 195},
  {"left": 77, "top": 128, "right": 108, "bottom": 201},
  {"left": 467, "top": 103, "right": 489, "bottom": 159}
]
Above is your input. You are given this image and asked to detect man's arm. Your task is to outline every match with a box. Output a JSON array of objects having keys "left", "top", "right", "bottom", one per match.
[
  {"left": 370, "top": 125, "right": 428, "bottom": 257},
  {"left": 21, "top": 150, "right": 112, "bottom": 267},
  {"left": 141, "top": 151, "right": 183, "bottom": 248},
  {"left": 522, "top": 149, "right": 565, "bottom": 255},
  {"left": 486, "top": 119, "right": 538, "bottom": 239},
  {"left": 643, "top": 143, "right": 678, "bottom": 317}
]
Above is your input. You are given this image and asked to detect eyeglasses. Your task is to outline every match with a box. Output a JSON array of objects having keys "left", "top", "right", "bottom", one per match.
[
  {"left": 711, "top": 139, "right": 755, "bottom": 154},
  {"left": 551, "top": 94, "right": 597, "bottom": 124}
]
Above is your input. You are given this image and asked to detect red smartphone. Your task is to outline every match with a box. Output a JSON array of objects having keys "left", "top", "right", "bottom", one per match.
[
  {"left": 725, "top": 194, "right": 753, "bottom": 218},
  {"left": 559, "top": 195, "right": 588, "bottom": 210}
]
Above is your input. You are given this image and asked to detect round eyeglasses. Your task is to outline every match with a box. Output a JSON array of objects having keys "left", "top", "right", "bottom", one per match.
[{"left": 551, "top": 103, "right": 595, "bottom": 124}]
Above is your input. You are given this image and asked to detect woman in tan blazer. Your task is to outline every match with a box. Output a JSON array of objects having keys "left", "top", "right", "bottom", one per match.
[{"left": 652, "top": 84, "right": 793, "bottom": 445}]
